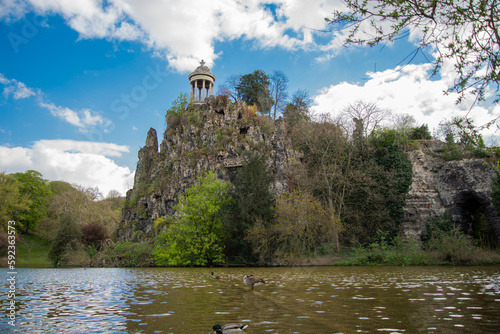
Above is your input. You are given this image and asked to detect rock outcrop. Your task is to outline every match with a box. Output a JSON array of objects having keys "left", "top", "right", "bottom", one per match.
[
  {"left": 401, "top": 141, "right": 500, "bottom": 242},
  {"left": 117, "top": 97, "right": 300, "bottom": 241}
]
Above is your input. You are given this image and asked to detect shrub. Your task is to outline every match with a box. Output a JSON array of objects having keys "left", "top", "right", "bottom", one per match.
[{"left": 81, "top": 222, "right": 108, "bottom": 249}]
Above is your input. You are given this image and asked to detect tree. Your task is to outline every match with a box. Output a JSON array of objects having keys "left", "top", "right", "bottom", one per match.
[
  {"left": 48, "top": 214, "right": 81, "bottom": 266},
  {"left": 14, "top": 170, "right": 52, "bottom": 233},
  {"left": 247, "top": 191, "right": 337, "bottom": 263},
  {"left": 0, "top": 172, "right": 31, "bottom": 231},
  {"left": 225, "top": 154, "right": 275, "bottom": 261},
  {"left": 269, "top": 70, "right": 289, "bottom": 120},
  {"left": 328, "top": 0, "right": 500, "bottom": 104},
  {"left": 283, "top": 89, "right": 312, "bottom": 128},
  {"left": 338, "top": 100, "right": 391, "bottom": 138},
  {"left": 289, "top": 115, "right": 349, "bottom": 251},
  {"left": 236, "top": 70, "right": 272, "bottom": 114},
  {"left": 154, "top": 170, "right": 231, "bottom": 266}
]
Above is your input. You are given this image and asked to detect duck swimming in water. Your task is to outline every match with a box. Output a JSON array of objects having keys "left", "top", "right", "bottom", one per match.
[
  {"left": 212, "top": 323, "right": 248, "bottom": 333},
  {"left": 243, "top": 275, "right": 266, "bottom": 290},
  {"left": 211, "top": 272, "right": 223, "bottom": 279}
]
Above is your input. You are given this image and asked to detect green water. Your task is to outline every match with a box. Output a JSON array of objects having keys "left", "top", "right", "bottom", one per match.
[{"left": 1, "top": 266, "right": 499, "bottom": 333}]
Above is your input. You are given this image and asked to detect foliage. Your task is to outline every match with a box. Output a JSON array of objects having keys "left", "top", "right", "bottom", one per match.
[
  {"left": 283, "top": 89, "right": 312, "bottom": 128},
  {"left": 225, "top": 154, "right": 275, "bottom": 261},
  {"left": 48, "top": 215, "right": 82, "bottom": 267},
  {"left": 105, "top": 241, "right": 154, "bottom": 267},
  {"left": 247, "top": 191, "right": 339, "bottom": 264},
  {"left": 13, "top": 170, "right": 52, "bottom": 233},
  {"left": 409, "top": 124, "right": 432, "bottom": 140},
  {"left": 81, "top": 222, "right": 108, "bottom": 249},
  {"left": 425, "top": 227, "right": 481, "bottom": 265},
  {"left": 328, "top": 0, "right": 500, "bottom": 104},
  {"left": 155, "top": 170, "right": 231, "bottom": 266},
  {"left": 0, "top": 172, "right": 31, "bottom": 232},
  {"left": 236, "top": 70, "right": 272, "bottom": 114}
]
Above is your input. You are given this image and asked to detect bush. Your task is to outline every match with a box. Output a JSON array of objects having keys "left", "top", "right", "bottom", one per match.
[{"left": 81, "top": 222, "right": 108, "bottom": 249}]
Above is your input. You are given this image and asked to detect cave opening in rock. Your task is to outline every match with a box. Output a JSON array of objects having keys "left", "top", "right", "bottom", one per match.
[{"left": 454, "top": 191, "right": 497, "bottom": 248}]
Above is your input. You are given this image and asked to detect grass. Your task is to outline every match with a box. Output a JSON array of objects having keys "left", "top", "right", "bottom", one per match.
[{"left": 16, "top": 234, "right": 52, "bottom": 268}]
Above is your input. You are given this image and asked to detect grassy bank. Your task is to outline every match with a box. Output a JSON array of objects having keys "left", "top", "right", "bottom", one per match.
[{"left": 16, "top": 234, "right": 52, "bottom": 268}]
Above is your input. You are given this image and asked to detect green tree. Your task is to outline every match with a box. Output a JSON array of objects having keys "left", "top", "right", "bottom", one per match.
[
  {"left": 0, "top": 172, "right": 31, "bottom": 231},
  {"left": 48, "top": 214, "right": 81, "bottom": 267},
  {"left": 236, "top": 70, "right": 272, "bottom": 114},
  {"left": 247, "top": 191, "right": 337, "bottom": 263},
  {"left": 154, "top": 170, "right": 231, "bottom": 266},
  {"left": 14, "top": 170, "right": 52, "bottom": 233},
  {"left": 225, "top": 154, "right": 275, "bottom": 261},
  {"left": 328, "top": 0, "right": 500, "bottom": 104},
  {"left": 283, "top": 89, "right": 312, "bottom": 128}
]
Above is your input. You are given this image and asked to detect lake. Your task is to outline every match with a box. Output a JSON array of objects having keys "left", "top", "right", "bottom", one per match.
[{"left": 1, "top": 266, "right": 499, "bottom": 333}]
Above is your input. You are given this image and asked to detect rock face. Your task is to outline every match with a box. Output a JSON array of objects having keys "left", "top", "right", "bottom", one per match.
[
  {"left": 401, "top": 141, "right": 500, "bottom": 243},
  {"left": 117, "top": 97, "right": 300, "bottom": 241}
]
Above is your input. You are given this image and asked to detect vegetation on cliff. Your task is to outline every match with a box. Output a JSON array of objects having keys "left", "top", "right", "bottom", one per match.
[{"left": 2, "top": 68, "right": 500, "bottom": 267}]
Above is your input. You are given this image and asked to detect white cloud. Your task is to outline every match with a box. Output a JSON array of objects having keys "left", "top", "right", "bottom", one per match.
[
  {"left": 0, "top": 0, "right": 341, "bottom": 72},
  {"left": 38, "top": 101, "right": 112, "bottom": 133},
  {"left": 0, "top": 73, "right": 36, "bottom": 99},
  {"left": 0, "top": 139, "right": 134, "bottom": 196},
  {"left": 312, "top": 62, "right": 500, "bottom": 142}
]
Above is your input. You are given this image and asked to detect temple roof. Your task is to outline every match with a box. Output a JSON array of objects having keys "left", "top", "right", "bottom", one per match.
[{"left": 188, "top": 60, "right": 215, "bottom": 81}]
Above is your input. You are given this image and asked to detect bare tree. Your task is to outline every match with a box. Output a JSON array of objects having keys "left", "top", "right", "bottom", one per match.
[
  {"left": 338, "top": 100, "right": 391, "bottom": 138},
  {"left": 269, "top": 70, "right": 289, "bottom": 120}
]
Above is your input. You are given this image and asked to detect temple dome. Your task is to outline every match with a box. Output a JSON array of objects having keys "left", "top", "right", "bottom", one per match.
[{"left": 188, "top": 60, "right": 215, "bottom": 81}]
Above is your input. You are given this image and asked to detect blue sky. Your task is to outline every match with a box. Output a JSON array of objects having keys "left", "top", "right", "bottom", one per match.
[{"left": 0, "top": 0, "right": 498, "bottom": 196}]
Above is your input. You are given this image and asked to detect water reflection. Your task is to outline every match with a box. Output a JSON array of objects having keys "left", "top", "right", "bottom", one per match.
[{"left": 1, "top": 266, "right": 499, "bottom": 333}]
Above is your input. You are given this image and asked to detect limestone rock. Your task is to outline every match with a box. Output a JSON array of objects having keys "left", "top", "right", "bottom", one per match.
[
  {"left": 117, "top": 98, "right": 300, "bottom": 240},
  {"left": 401, "top": 140, "right": 500, "bottom": 242}
]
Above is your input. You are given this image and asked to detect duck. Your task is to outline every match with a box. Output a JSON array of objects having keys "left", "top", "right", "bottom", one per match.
[
  {"left": 212, "top": 324, "right": 248, "bottom": 333},
  {"left": 211, "top": 272, "right": 223, "bottom": 279},
  {"left": 243, "top": 274, "right": 266, "bottom": 290}
]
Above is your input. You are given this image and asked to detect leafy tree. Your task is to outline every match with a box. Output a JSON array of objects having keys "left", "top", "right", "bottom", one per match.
[
  {"left": 0, "top": 172, "right": 31, "bottom": 231},
  {"left": 225, "top": 154, "right": 275, "bottom": 261},
  {"left": 289, "top": 115, "right": 350, "bottom": 251},
  {"left": 48, "top": 214, "right": 81, "bottom": 266},
  {"left": 236, "top": 70, "right": 272, "bottom": 114},
  {"left": 409, "top": 124, "right": 432, "bottom": 140},
  {"left": 247, "top": 191, "right": 338, "bottom": 263},
  {"left": 283, "top": 89, "right": 312, "bottom": 128},
  {"left": 14, "top": 170, "right": 52, "bottom": 233},
  {"left": 328, "top": 0, "right": 500, "bottom": 104},
  {"left": 269, "top": 70, "right": 289, "bottom": 120},
  {"left": 155, "top": 170, "right": 231, "bottom": 266}
]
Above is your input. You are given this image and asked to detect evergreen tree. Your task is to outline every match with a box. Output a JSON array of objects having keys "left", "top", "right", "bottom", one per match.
[{"left": 225, "top": 154, "right": 275, "bottom": 261}]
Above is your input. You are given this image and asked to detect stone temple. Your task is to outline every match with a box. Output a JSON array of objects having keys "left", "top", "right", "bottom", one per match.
[{"left": 188, "top": 60, "right": 215, "bottom": 103}]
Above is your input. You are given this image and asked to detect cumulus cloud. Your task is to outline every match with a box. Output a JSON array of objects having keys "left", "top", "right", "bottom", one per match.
[
  {"left": 0, "top": 139, "right": 134, "bottom": 196},
  {"left": 312, "top": 62, "right": 500, "bottom": 143},
  {"left": 0, "top": 0, "right": 342, "bottom": 72}
]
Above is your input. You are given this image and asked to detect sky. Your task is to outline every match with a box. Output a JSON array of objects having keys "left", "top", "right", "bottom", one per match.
[{"left": 0, "top": 0, "right": 499, "bottom": 197}]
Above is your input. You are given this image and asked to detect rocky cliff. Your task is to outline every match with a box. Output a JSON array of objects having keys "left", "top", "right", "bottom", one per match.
[
  {"left": 119, "top": 101, "right": 500, "bottom": 245},
  {"left": 401, "top": 141, "right": 500, "bottom": 243},
  {"left": 117, "top": 97, "right": 300, "bottom": 241}
]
